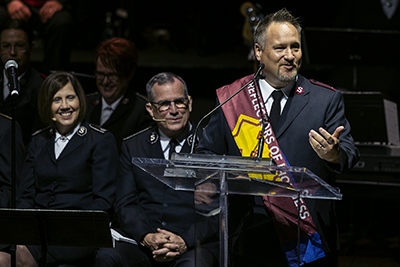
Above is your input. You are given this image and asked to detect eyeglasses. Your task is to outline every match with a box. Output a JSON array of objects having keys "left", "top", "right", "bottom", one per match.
[
  {"left": 0, "top": 42, "right": 29, "bottom": 54},
  {"left": 150, "top": 97, "right": 189, "bottom": 112},
  {"left": 94, "top": 71, "right": 119, "bottom": 83}
]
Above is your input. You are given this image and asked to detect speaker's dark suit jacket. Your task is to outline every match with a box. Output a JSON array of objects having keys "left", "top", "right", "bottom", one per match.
[{"left": 197, "top": 74, "right": 360, "bottom": 260}]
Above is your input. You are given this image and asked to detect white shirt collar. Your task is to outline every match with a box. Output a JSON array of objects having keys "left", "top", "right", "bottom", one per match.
[
  {"left": 55, "top": 123, "right": 81, "bottom": 142},
  {"left": 258, "top": 78, "right": 294, "bottom": 102},
  {"left": 158, "top": 123, "right": 192, "bottom": 159},
  {"left": 101, "top": 96, "right": 123, "bottom": 111}
]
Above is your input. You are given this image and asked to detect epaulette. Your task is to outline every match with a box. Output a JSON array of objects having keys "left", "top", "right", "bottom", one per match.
[
  {"left": 85, "top": 92, "right": 101, "bottom": 106},
  {"left": 309, "top": 79, "right": 336, "bottom": 91},
  {"left": 136, "top": 92, "right": 149, "bottom": 102},
  {"left": 32, "top": 126, "right": 52, "bottom": 136},
  {"left": 89, "top": 124, "right": 108, "bottom": 134},
  {"left": 86, "top": 92, "right": 99, "bottom": 98},
  {"left": 0, "top": 112, "right": 12, "bottom": 120},
  {"left": 123, "top": 126, "right": 152, "bottom": 141}
]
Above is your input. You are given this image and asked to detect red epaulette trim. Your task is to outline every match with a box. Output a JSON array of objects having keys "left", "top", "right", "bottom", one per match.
[{"left": 309, "top": 79, "right": 336, "bottom": 91}]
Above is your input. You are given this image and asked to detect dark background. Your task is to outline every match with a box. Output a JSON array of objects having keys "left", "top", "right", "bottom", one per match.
[{"left": 29, "top": 1, "right": 400, "bottom": 265}]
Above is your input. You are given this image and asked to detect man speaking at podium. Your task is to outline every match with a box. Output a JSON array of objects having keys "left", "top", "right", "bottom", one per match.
[{"left": 197, "top": 8, "right": 360, "bottom": 267}]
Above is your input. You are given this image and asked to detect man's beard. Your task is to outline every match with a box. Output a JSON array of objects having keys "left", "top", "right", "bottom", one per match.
[{"left": 277, "top": 69, "right": 298, "bottom": 83}]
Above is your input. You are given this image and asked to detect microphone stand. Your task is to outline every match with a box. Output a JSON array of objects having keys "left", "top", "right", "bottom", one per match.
[
  {"left": 10, "top": 91, "right": 19, "bottom": 267},
  {"left": 254, "top": 76, "right": 266, "bottom": 158},
  {"left": 190, "top": 64, "right": 265, "bottom": 154}
]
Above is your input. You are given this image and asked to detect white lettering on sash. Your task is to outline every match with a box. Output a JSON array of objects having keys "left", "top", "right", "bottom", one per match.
[{"left": 246, "top": 81, "right": 311, "bottom": 219}]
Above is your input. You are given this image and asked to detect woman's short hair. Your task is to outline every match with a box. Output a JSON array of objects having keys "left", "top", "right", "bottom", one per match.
[{"left": 38, "top": 71, "right": 86, "bottom": 128}]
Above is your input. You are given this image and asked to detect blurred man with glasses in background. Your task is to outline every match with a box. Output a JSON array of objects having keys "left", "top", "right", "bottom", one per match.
[
  {"left": 85, "top": 37, "right": 152, "bottom": 152},
  {"left": 0, "top": 18, "right": 44, "bottom": 145}
]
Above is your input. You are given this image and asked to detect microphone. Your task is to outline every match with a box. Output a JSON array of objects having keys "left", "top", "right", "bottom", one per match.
[
  {"left": 152, "top": 116, "right": 167, "bottom": 122},
  {"left": 190, "top": 63, "right": 265, "bottom": 153},
  {"left": 5, "top": 60, "right": 19, "bottom": 97}
]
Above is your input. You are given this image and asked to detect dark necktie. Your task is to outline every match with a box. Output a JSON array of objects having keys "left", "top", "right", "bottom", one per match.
[
  {"left": 269, "top": 90, "right": 284, "bottom": 130},
  {"left": 168, "top": 139, "right": 179, "bottom": 159}
]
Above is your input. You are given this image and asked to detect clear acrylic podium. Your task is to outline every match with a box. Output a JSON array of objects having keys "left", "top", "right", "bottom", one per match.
[{"left": 132, "top": 153, "right": 342, "bottom": 267}]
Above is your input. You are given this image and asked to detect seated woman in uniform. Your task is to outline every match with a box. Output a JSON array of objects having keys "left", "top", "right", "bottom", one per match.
[{"left": 0, "top": 71, "right": 119, "bottom": 266}]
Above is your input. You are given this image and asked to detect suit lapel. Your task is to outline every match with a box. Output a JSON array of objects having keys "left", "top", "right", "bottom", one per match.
[
  {"left": 144, "top": 129, "right": 164, "bottom": 158},
  {"left": 90, "top": 103, "right": 102, "bottom": 125},
  {"left": 46, "top": 131, "right": 57, "bottom": 163},
  {"left": 57, "top": 125, "right": 88, "bottom": 161},
  {"left": 103, "top": 99, "right": 131, "bottom": 127},
  {"left": 180, "top": 126, "right": 198, "bottom": 154},
  {"left": 274, "top": 80, "right": 309, "bottom": 138},
  {"left": 103, "top": 93, "right": 138, "bottom": 128}
]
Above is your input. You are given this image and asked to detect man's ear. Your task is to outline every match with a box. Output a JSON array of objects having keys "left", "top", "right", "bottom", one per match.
[
  {"left": 254, "top": 43, "right": 262, "bottom": 62},
  {"left": 188, "top": 95, "right": 193, "bottom": 113},
  {"left": 146, "top": 102, "right": 154, "bottom": 117}
]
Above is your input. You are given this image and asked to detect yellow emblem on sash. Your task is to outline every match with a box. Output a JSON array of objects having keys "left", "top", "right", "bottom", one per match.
[{"left": 232, "top": 114, "right": 278, "bottom": 181}]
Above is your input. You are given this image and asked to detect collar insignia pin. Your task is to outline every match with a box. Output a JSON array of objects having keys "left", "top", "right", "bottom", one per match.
[
  {"left": 78, "top": 126, "right": 87, "bottom": 136},
  {"left": 296, "top": 86, "right": 304, "bottom": 95}
]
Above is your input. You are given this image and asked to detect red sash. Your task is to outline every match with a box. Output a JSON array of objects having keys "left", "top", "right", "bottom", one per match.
[{"left": 216, "top": 75, "right": 325, "bottom": 264}]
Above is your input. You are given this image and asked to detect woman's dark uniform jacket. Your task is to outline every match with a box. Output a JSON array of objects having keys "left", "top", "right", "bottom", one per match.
[
  {"left": 196, "top": 75, "right": 360, "bottom": 260},
  {"left": 0, "top": 113, "right": 25, "bottom": 208},
  {"left": 17, "top": 121, "right": 118, "bottom": 216},
  {"left": 112, "top": 125, "right": 218, "bottom": 257}
]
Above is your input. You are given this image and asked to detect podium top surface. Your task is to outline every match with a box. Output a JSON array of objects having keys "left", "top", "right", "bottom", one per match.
[{"left": 132, "top": 153, "right": 342, "bottom": 200}]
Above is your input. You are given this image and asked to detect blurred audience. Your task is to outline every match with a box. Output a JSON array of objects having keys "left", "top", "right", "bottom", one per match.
[{"left": 0, "top": 0, "right": 74, "bottom": 74}]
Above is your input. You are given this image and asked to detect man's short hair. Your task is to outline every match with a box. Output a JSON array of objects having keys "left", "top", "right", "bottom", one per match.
[
  {"left": 95, "top": 37, "right": 139, "bottom": 80},
  {"left": 146, "top": 72, "right": 188, "bottom": 102},
  {"left": 253, "top": 8, "right": 302, "bottom": 50},
  {"left": 0, "top": 19, "right": 34, "bottom": 44}
]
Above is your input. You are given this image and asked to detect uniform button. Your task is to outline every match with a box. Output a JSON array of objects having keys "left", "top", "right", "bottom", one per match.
[
  {"left": 163, "top": 203, "right": 168, "bottom": 208},
  {"left": 161, "top": 222, "right": 167, "bottom": 227}
]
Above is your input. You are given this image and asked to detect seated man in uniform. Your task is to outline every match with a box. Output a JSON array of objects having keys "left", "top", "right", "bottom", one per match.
[{"left": 94, "top": 72, "right": 218, "bottom": 267}]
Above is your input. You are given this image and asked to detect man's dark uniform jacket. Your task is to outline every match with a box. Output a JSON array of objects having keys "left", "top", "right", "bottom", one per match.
[
  {"left": 85, "top": 89, "right": 153, "bottom": 152},
  {"left": 0, "top": 113, "right": 25, "bottom": 208},
  {"left": 196, "top": 75, "right": 360, "bottom": 264},
  {"left": 112, "top": 125, "right": 218, "bottom": 258},
  {"left": 0, "top": 66, "right": 44, "bottom": 145}
]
